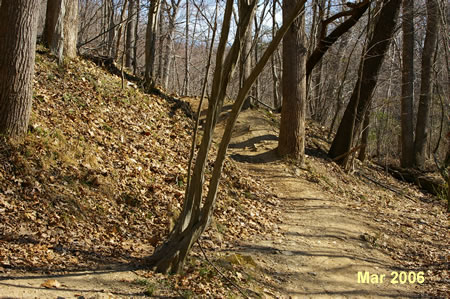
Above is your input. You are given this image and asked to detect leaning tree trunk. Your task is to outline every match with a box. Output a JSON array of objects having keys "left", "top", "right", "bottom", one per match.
[
  {"left": 414, "top": 0, "right": 439, "bottom": 168},
  {"left": 328, "top": 0, "right": 401, "bottom": 167},
  {"left": 306, "top": 0, "right": 370, "bottom": 78},
  {"left": 0, "top": 0, "right": 40, "bottom": 137},
  {"left": 277, "top": 0, "right": 307, "bottom": 162},
  {"left": 144, "top": 0, "right": 307, "bottom": 274},
  {"left": 400, "top": 0, "right": 415, "bottom": 168}
]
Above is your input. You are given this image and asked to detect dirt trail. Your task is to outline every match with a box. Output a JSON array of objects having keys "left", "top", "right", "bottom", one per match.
[{"left": 223, "top": 109, "right": 422, "bottom": 298}]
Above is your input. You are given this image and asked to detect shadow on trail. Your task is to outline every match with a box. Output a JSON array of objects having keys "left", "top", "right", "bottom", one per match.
[
  {"left": 237, "top": 244, "right": 393, "bottom": 268},
  {"left": 229, "top": 134, "right": 278, "bottom": 149},
  {"left": 230, "top": 148, "right": 280, "bottom": 164}
]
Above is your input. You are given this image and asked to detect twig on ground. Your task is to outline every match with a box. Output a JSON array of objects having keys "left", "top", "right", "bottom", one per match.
[{"left": 196, "top": 240, "right": 249, "bottom": 299}]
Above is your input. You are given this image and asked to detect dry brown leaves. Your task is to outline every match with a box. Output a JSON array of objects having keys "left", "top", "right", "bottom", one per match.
[
  {"left": 0, "top": 50, "right": 280, "bottom": 297},
  {"left": 302, "top": 121, "right": 449, "bottom": 298}
]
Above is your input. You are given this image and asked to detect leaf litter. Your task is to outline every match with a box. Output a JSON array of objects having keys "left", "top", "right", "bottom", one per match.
[{"left": 0, "top": 49, "right": 281, "bottom": 297}]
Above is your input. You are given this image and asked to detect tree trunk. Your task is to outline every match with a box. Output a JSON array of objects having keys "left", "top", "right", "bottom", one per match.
[
  {"left": 328, "top": 0, "right": 401, "bottom": 166},
  {"left": 114, "top": 0, "right": 129, "bottom": 61},
  {"left": 400, "top": 0, "right": 415, "bottom": 168},
  {"left": 144, "top": 0, "right": 161, "bottom": 89},
  {"left": 414, "top": 0, "right": 439, "bottom": 168},
  {"left": 278, "top": 0, "right": 307, "bottom": 162},
  {"left": 162, "top": 0, "right": 181, "bottom": 90},
  {"left": 183, "top": 0, "right": 190, "bottom": 95},
  {"left": 358, "top": 104, "right": 371, "bottom": 162},
  {"left": 126, "top": 0, "right": 136, "bottom": 68},
  {"left": 107, "top": 0, "right": 116, "bottom": 56},
  {"left": 0, "top": 0, "right": 40, "bottom": 137},
  {"left": 64, "top": 0, "right": 78, "bottom": 59},
  {"left": 43, "top": 0, "right": 58, "bottom": 47},
  {"left": 240, "top": 4, "right": 254, "bottom": 110},
  {"left": 144, "top": 0, "right": 307, "bottom": 274},
  {"left": 271, "top": 0, "right": 280, "bottom": 109},
  {"left": 44, "top": 0, "right": 65, "bottom": 64},
  {"left": 133, "top": 0, "right": 140, "bottom": 75}
]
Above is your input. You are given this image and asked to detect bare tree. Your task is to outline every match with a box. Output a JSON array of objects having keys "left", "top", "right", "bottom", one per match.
[
  {"left": 414, "top": 0, "right": 439, "bottom": 167},
  {"left": 126, "top": 0, "right": 136, "bottom": 68},
  {"left": 144, "top": 0, "right": 307, "bottom": 274},
  {"left": 144, "top": 0, "right": 161, "bottom": 89},
  {"left": 400, "top": 0, "right": 415, "bottom": 167},
  {"left": 43, "top": 0, "right": 65, "bottom": 64},
  {"left": 328, "top": 0, "right": 402, "bottom": 167},
  {"left": 64, "top": 0, "right": 78, "bottom": 58},
  {"left": 240, "top": 1, "right": 255, "bottom": 110},
  {"left": 0, "top": 0, "right": 40, "bottom": 137},
  {"left": 277, "top": 0, "right": 307, "bottom": 162}
]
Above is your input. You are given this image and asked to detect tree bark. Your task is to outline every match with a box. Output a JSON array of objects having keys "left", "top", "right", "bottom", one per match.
[
  {"left": 126, "top": 0, "right": 136, "bottom": 68},
  {"left": 414, "top": 0, "right": 439, "bottom": 168},
  {"left": 278, "top": 0, "right": 307, "bottom": 162},
  {"left": 64, "top": 0, "right": 78, "bottom": 59},
  {"left": 162, "top": 0, "right": 181, "bottom": 89},
  {"left": 328, "top": 0, "right": 401, "bottom": 166},
  {"left": 183, "top": 0, "right": 190, "bottom": 95},
  {"left": 114, "top": 0, "right": 129, "bottom": 61},
  {"left": 240, "top": 2, "right": 254, "bottom": 110},
  {"left": 144, "top": 0, "right": 161, "bottom": 89},
  {"left": 358, "top": 104, "right": 371, "bottom": 162},
  {"left": 44, "top": 0, "right": 65, "bottom": 64},
  {"left": 0, "top": 0, "right": 40, "bottom": 137},
  {"left": 133, "top": 0, "right": 140, "bottom": 75},
  {"left": 400, "top": 0, "right": 415, "bottom": 168}
]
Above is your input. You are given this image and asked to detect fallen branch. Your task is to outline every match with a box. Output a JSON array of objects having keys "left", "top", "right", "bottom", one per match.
[{"left": 356, "top": 171, "right": 415, "bottom": 201}]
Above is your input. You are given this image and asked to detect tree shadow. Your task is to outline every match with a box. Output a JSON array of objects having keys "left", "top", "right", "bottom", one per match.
[
  {"left": 230, "top": 148, "right": 280, "bottom": 164},
  {"left": 229, "top": 134, "right": 278, "bottom": 149}
]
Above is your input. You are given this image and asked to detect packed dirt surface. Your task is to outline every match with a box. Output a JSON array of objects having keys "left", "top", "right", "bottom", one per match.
[{"left": 217, "top": 107, "right": 447, "bottom": 298}]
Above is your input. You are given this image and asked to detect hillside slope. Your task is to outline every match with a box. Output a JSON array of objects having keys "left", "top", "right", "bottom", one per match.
[{"left": 0, "top": 48, "right": 281, "bottom": 297}]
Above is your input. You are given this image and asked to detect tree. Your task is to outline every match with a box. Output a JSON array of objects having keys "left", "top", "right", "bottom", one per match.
[
  {"left": 144, "top": 0, "right": 161, "bottom": 90},
  {"left": 43, "top": 0, "right": 79, "bottom": 61},
  {"left": 126, "top": 0, "right": 137, "bottom": 68},
  {"left": 277, "top": 0, "right": 307, "bottom": 162},
  {"left": 144, "top": 0, "right": 307, "bottom": 274},
  {"left": 63, "top": 0, "right": 79, "bottom": 59},
  {"left": 0, "top": 0, "right": 40, "bottom": 137},
  {"left": 414, "top": 0, "right": 439, "bottom": 168},
  {"left": 400, "top": 0, "right": 415, "bottom": 168},
  {"left": 160, "top": 0, "right": 182, "bottom": 90},
  {"left": 43, "top": 0, "right": 65, "bottom": 64},
  {"left": 306, "top": 0, "right": 370, "bottom": 78},
  {"left": 240, "top": 1, "right": 255, "bottom": 110},
  {"left": 328, "top": 0, "right": 402, "bottom": 167}
]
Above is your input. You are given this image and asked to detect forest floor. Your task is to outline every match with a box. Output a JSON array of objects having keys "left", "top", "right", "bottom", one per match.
[
  {"left": 214, "top": 107, "right": 449, "bottom": 298},
  {"left": 0, "top": 51, "right": 448, "bottom": 298}
]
